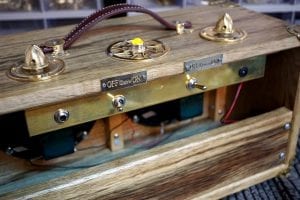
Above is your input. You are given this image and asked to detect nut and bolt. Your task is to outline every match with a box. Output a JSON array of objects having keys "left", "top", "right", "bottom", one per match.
[
  {"left": 284, "top": 123, "right": 291, "bottom": 130},
  {"left": 279, "top": 152, "right": 286, "bottom": 161},
  {"left": 5, "top": 147, "right": 14, "bottom": 155},
  {"left": 54, "top": 109, "right": 70, "bottom": 123},
  {"left": 238, "top": 66, "right": 248, "bottom": 77},
  {"left": 133, "top": 115, "right": 139, "bottom": 123},
  {"left": 114, "top": 133, "right": 119, "bottom": 139},
  {"left": 217, "top": 109, "right": 223, "bottom": 115}
]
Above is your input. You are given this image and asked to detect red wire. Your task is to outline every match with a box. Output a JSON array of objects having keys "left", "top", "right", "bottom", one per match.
[{"left": 221, "top": 82, "right": 244, "bottom": 124}]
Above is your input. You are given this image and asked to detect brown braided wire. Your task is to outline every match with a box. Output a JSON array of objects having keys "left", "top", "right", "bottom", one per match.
[{"left": 40, "top": 3, "right": 192, "bottom": 53}]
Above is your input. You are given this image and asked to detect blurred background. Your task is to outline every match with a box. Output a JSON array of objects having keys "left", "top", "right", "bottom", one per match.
[{"left": 0, "top": 0, "right": 299, "bottom": 35}]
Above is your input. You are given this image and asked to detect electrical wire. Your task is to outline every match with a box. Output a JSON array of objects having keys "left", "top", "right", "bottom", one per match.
[{"left": 221, "top": 82, "right": 244, "bottom": 124}]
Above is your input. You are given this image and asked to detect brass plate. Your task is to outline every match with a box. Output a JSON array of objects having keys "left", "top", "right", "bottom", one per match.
[
  {"left": 184, "top": 54, "right": 223, "bottom": 72},
  {"left": 7, "top": 58, "right": 65, "bottom": 82},
  {"left": 107, "top": 40, "right": 169, "bottom": 61},
  {"left": 101, "top": 71, "right": 147, "bottom": 91},
  {"left": 25, "top": 56, "right": 266, "bottom": 136}
]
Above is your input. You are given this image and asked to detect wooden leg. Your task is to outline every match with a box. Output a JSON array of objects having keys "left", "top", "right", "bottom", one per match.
[
  {"left": 76, "top": 120, "right": 106, "bottom": 150},
  {"left": 105, "top": 114, "right": 127, "bottom": 151},
  {"left": 209, "top": 87, "right": 227, "bottom": 122}
]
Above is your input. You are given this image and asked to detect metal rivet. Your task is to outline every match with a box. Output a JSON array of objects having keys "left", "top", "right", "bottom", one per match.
[
  {"left": 6, "top": 147, "right": 14, "bottom": 155},
  {"left": 83, "top": 131, "right": 88, "bottom": 136},
  {"left": 217, "top": 109, "right": 223, "bottom": 115},
  {"left": 284, "top": 123, "right": 291, "bottom": 130},
  {"left": 133, "top": 115, "right": 139, "bottom": 123},
  {"left": 279, "top": 152, "right": 286, "bottom": 161},
  {"left": 238, "top": 66, "right": 248, "bottom": 77},
  {"left": 114, "top": 133, "right": 119, "bottom": 139}
]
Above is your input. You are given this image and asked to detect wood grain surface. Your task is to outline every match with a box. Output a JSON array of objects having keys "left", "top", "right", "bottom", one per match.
[
  {"left": 0, "top": 107, "right": 292, "bottom": 199},
  {"left": 222, "top": 48, "right": 300, "bottom": 168},
  {"left": 224, "top": 134, "right": 300, "bottom": 200},
  {"left": 0, "top": 5, "right": 299, "bottom": 115}
]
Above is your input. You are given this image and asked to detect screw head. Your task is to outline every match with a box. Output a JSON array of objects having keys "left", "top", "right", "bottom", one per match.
[
  {"left": 6, "top": 147, "right": 14, "bottom": 155},
  {"left": 114, "top": 133, "right": 119, "bottom": 139},
  {"left": 279, "top": 152, "right": 286, "bottom": 161},
  {"left": 217, "top": 109, "right": 223, "bottom": 115},
  {"left": 133, "top": 115, "right": 139, "bottom": 123},
  {"left": 284, "top": 123, "right": 291, "bottom": 130},
  {"left": 238, "top": 66, "right": 248, "bottom": 77}
]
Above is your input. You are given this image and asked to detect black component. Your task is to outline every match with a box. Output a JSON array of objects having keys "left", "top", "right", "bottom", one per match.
[
  {"left": 239, "top": 66, "right": 248, "bottom": 77},
  {"left": 0, "top": 111, "right": 30, "bottom": 149},
  {"left": 40, "top": 129, "right": 75, "bottom": 160},
  {"left": 0, "top": 111, "right": 95, "bottom": 160}
]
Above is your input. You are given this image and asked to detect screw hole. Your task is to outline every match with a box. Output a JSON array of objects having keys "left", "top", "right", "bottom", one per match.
[
  {"left": 54, "top": 109, "right": 69, "bottom": 123},
  {"left": 59, "top": 115, "right": 67, "bottom": 122}
]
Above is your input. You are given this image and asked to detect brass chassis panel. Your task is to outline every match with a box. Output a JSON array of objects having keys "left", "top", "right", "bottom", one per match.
[{"left": 26, "top": 56, "right": 266, "bottom": 136}]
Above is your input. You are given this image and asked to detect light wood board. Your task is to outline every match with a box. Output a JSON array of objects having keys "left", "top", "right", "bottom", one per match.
[
  {"left": 0, "top": 107, "right": 292, "bottom": 199},
  {"left": 0, "top": 6, "right": 299, "bottom": 114}
]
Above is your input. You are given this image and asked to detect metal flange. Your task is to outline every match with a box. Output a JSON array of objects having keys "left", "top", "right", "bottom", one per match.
[
  {"left": 200, "top": 13, "right": 247, "bottom": 43},
  {"left": 7, "top": 45, "right": 65, "bottom": 81},
  {"left": 107, "top": 37, "right": 169, "bottom": 61}
]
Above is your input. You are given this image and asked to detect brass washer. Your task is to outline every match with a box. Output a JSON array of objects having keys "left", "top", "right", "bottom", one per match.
[
  {"left": 7, "top": 58, "right": 65, "bottom": 81},
  {"left": 107, "top": 40, "right": 169, "bottom": 61},
  {"left": 200, "top": 26, "right": 247, "bottom": 43}
]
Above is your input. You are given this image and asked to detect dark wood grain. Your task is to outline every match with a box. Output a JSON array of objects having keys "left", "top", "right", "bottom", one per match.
[{"left": 224, "top": 134, "right": 300, "bottom": 200}]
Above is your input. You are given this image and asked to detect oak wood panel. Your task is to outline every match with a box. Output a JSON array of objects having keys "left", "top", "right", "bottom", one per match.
[
  {"left": 0, "top": 116, "right": 213, "bottom": 191},
  {"left": 0, "top": 107, "right": 292, "bottom": 200},
  {"left": 227, "top": 48, "right": 300, "bottom": 121},
  {"left": 195, "top": 164, "right": 287, "bottom": 200},
  {"left": 105, "top": 114, "right": 126, "bottom": 151},
  {"left": 287, "top": 49, "right": 300, "bottom": 165},
  {"left": 210, "top": 87, "right": 227, "bottom": 121},
  {"left": 0, "top": 6, "right": 299, "bottom": 115}
]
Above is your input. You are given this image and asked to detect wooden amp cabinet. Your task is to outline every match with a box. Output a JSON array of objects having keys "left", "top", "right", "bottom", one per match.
[{"left": 0, "top": 4, "right": 300, "bottom": 200}]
